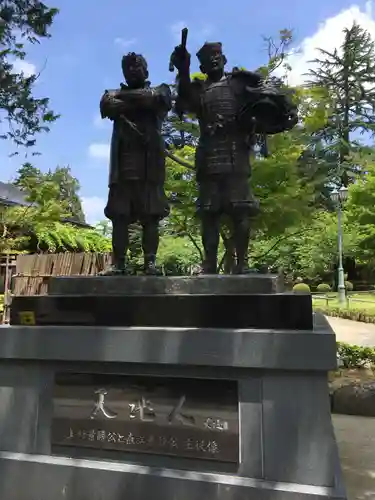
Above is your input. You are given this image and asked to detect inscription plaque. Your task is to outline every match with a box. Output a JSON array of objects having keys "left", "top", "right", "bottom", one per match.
[{"left": 52, "top": 373, "right": 239, "bottom": 463}]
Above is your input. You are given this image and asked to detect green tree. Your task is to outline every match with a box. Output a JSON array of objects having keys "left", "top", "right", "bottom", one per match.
[
  {"left": 163, "top": 146, "right": 203, "bottom": 261},
  {"left": 0, "top": 175, "right": 109, "bottom": 253},
  {"left": 306, "top": 22, "right": 375, "bottom": 187},
  {"left": 0, "top": 0, "right": 59, "bottom": 149},
  {"left": 14, "top": 163, "right": 85, "bottom": 222},
  {"left": 0, "top": 172, "right": 69, "bottom": 253},
  {"left": 95, "top": 220, "right": 112, "bottom": 238},
  {"left": 345, "top": 154, "right": 375, "bottom": 269},
  {"left": 158, "top": 235, "right": 201, "bottom": 275},
  {"left": 47, "top": 166, "right": 85, "bottom": 222}
]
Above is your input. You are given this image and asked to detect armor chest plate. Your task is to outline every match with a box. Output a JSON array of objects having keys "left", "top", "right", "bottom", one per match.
[{"left": 202, "top": 79, "right": 237, "bottom": 121}]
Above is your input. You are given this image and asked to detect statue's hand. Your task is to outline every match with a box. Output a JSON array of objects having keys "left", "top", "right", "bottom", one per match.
[{"left": 170, "top": 44, "right": 191, "bottom": 73}]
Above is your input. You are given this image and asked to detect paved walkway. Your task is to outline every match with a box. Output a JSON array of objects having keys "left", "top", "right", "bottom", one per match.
[
  {"left": 326, "top": 316, "right": 375, "bottom": 346},
  {"left": 326, "top": 318, "right": 375, "bottom": 498},
  {"left": 334, "top": 415, "right": 375, "bottom": 500}
]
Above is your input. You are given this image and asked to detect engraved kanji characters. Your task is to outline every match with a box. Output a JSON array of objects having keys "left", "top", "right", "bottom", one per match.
[
  {"left": 169, "top": 437, "right": 178, "bottom": 449},
  {"left": 168, "top": 395, "right": 196, "bottom": 426},
  {"left": 206, "top": 440, "right": 220, "bottom": 454},
  {"left": 67, "top": 429, "right": 97, "bottom": 442},
  {"left": 184, "top": 438, "right": 220, "bottom": 455},
  {"left": 195, "top": 440, "right": 206, "bottom": 452},
  {"left": 96, "top": 430, "right": 106, "bottom": 442},
  {"left": 204, "top": 417, "right": 229, "bottom": 431},
  {"left": 129, "top": 397, "right": 155, "bottom": 422},
  {"left": 107, "top": 432, "right": 118, "bottom": 443},
  {"left": 126, "top": 432, "right": 135, "bottom": 445},
  {"left": 90, "top": 388, "right": 117, "bottom": 420},
  {"left": 87, "top": 429, "right": 96, "bottom": 441}
]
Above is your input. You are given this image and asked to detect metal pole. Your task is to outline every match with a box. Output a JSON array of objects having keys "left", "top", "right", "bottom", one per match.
[{"left": 337, "top": 200, "right": 346, "bottom": 305}]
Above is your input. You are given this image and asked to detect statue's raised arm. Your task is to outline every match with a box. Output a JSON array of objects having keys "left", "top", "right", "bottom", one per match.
[{"left": 169, "top": 27, "right": 202, "bottom": 116}]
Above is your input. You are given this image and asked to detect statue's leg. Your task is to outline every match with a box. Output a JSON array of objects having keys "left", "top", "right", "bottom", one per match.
[
  {"left": 232, "top": 213, "right": 251, "bottom": 274},
  {"left": 141, "top": 216, "right": 162, "bottom": 275},
  {"left": 201, "top": 212, "right": 221, "bottom": 274},
  {"left": 99, "top": 217, "right": 129, "bottom": 276},
  {"left": 111, "top": 217, "right": 129, "bottom": 272}
]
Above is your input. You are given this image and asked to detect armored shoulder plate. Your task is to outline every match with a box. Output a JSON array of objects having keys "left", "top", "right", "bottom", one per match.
[
  {"left": 229, "top": 68, "right": 263, "bottom": 87},
  {"left": 102, "top": 88, "right": 121, "bottom": 97}
]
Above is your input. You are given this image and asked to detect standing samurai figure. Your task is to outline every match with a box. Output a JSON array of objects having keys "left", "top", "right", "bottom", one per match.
[
  {"left": 170, "top": 40, "right": 297, "bottom": 274},
  {"left": 100, "top": 52, "right": 172, "bottom": 275}
]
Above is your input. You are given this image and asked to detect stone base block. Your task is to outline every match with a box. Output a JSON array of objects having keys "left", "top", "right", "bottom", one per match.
[
  {"left": 47, "top": 274, "right": 284, "bottom": 296},
  {"left": 0, "top": 314, "right": 346, "bottom": 499},
  {"left": 10, "top": 292, "right": 313, "bottom": 329}
]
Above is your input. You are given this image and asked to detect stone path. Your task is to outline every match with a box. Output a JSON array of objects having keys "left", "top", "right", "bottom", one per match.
[
  {"left": 326, "top": 316, "right": 375, "bottom": 346},
  {"left": 326, "top": 318, "right": 375, "bottom": 498},
  {"left": 334, "top": 415, "right": 375, "bottom": 500}
]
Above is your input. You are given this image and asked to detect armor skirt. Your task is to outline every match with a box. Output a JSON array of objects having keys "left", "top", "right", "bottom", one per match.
[
  {"left": 104, "top": 181, "right": 170, "bottom": 223},
  {"left": 197, "top": 174, "right": 259, "bottom": 216}
]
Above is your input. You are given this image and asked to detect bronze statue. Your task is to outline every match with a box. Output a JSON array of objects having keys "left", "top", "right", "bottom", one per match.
[
  {"left": 100, "top": 52, "right": 172, "bottom": 275},
  {"left": 170, "top": 34, "right": 297, "bottom": 274}
]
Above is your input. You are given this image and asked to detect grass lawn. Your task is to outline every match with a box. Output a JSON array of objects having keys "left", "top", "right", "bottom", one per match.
[{"left": 313, "top": 293, "right": 375, "bottom": 313}]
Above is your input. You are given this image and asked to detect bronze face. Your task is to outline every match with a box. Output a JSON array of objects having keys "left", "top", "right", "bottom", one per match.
[{"left": 122, "top": 53, "right": 148, "bottom": 87}]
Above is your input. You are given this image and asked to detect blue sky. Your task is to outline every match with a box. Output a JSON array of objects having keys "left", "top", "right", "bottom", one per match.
[{"left": 1, "top": 0, "right": 374, "bottom": 223}]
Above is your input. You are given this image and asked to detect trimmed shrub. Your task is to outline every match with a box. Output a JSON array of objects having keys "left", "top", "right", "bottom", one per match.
[
  {"left": 316, "top": 283, "right": 332, "bottom": 293},
  {"left": 314, "top": 306, "right": 375, "bottom": 324},
  {"left": 292, "top": 283, "right": 311, "bottom": 294},
  {"left": 345, "top": 281, "right": 354, "bottom": 291},
  {"left": 337, "top": 342, "right": 375, "bottom": 368}
]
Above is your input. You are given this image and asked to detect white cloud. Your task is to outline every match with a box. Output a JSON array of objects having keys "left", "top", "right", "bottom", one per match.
[
  {"left": 12, "top": 59, "right": 36, "bottom": 77},
  {"left": 114, "top": 37, "right": 137, "bottom": 50},
  {"left": 88, "top": 143, "right": 110, "bottom": 161},
  {"left": 279, "top": 3, "right": 375, "bottom": 86},
  {"left": 93, "top": 113, "right": 110, "bottom": 129},
  {"left": 82, "top": 196, "right": 106, "bottom": 225}
]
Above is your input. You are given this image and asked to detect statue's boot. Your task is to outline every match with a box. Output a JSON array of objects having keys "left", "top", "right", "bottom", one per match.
[
  {"left": 143, "top": 254, "right": 163, "bottom": 276},
  {"left": 233, "top": 257, "right": 258, "bottom": 275},
  {"left": 233, "top": 263, "right": 256, "bottom": 275},
  {"left": 199, "top": 255, "right": 217, "bottom": 275},
  {"left": 98, "top": 257, "right": 129, "bottom": 276}
]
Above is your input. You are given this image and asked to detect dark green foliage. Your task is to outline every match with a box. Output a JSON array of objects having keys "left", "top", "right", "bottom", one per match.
[
  {"left": 336, "top": 342, "right": 375, "bottom": 368},
  {"left": 306, "top": 22, "right": 375, "bottom": 187},
  {"left": 314, "top": 306, "right": 375, "bottom": 324},
  {"left": 0, "top": 0, "right": 59, "bottom": 149}
]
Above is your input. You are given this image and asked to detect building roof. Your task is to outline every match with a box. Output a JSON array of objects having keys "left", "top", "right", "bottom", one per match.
[
  {"left": 0, "top": 181, "right": 29, "bottom": 207},
  {"left": 0, "top": 181, "right": 92, "bottom": 229}
]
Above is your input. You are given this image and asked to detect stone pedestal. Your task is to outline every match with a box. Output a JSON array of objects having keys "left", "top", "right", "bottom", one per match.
[
  {"left": 0, "top": 275, "right": 347, "bottom": 499},
  {"left": 48, "top": 273, "right": 285, "bottom": 295}
]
